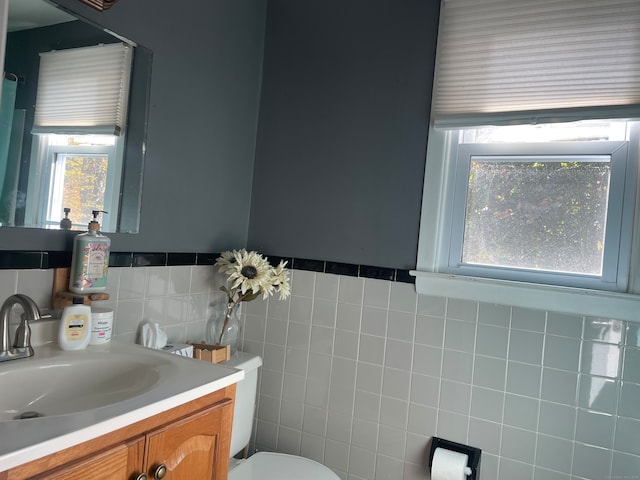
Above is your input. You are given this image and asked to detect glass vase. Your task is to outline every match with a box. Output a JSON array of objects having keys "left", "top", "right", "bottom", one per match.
[{"left": 208, "top": 303, "right": 240, "bottom": 354}]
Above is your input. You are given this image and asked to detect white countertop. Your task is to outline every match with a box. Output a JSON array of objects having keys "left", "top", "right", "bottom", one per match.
[{"left": 0, "top": 341, "right": 243, "bottom": 472}]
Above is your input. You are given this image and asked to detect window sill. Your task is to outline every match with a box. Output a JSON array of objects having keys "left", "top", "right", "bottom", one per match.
[{"left": 410, "top": 270, "right": 640, "bottom": 323}]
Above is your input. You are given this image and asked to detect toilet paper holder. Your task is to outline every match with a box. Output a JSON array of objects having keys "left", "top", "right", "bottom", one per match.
[{"left": 428, "top": 437, "right": 481, "bottom": 480}]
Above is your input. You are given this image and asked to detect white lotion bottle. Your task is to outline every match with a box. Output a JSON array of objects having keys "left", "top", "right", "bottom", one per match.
[{"left": 59, "top": 297, "right": 92, "bottom": 350}]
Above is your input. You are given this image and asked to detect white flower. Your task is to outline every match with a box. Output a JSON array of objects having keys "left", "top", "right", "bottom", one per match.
[
  {"left": 228, "top": 250, "right": 274, "bottom": 298},
  {"left": 214, "top": 250, "right": 291, "bottom": 345},
  {"left": 215, "top": 249, "right": 239, "bottom": 275},
  {"left": 271, "top": 260, "right": 291, "bottom": 300},
  {"left": 216, "top": 250, "right": 291, "bottom": 304}
]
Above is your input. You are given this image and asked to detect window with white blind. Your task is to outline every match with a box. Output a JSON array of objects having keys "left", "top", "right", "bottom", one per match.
[
  {"left": 413, "top": 0, "right": 640, "bottom": 320},
  {"left": 33, "top": 43, "right": 132, "bottom": 135},
  {"left": 26, "top": 43, "right": 132, "bottom": 231},
  {"left": 431, "top": 0, "right": 640, "bottom": 128}
]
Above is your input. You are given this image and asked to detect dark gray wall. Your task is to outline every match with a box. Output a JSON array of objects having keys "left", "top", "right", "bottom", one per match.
[
  {"left": 247, "top": 0, "right": 439, "bottom": 269},
  {"left": 0, "top": 0, "right": 266, "bottom": 252}
]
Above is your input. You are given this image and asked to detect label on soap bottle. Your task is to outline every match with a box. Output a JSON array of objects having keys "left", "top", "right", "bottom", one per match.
[
  {"left": 86, "top": 247, "right": 106, "bottom": 278},
  {"left": 65, "top": 313, "right": 89, "bottom": 341}
]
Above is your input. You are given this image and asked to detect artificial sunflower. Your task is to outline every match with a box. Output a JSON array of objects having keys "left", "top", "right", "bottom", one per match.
[
  {"left": 214, "top": 249, "right": 237, "bottom": 275},
  {"left": 213, "top": 249, "right": 291, "bottom": 346},
  {"left": 228, "top": 249, "right": 274, "bottom": 298},
  {"left": 272, "top": 260, "right": 291, "bottom": 300}
]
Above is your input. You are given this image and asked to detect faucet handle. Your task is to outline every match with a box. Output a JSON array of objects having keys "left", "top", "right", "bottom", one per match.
[
  {"left": 13, "top": 312, "right": 49, "bottom": 352},
  {"left": 13, "top": 314, "right": 34, "bottom": 353}
]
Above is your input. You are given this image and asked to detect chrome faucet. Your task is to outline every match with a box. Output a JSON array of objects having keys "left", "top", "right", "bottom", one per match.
[{"left": 0, "top": 294, "right": 42, "bottom": 362}]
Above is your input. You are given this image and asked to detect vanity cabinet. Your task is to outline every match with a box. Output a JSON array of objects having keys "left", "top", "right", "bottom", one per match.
[
  {"left": 143, "top": 400, "right": 229, "bottom": 479},
  {"left": 30, "top": 441, "right": 140, "bottom": 480},
  {"left": 2, "top": 385, "right": 236, "bottom": 480}
]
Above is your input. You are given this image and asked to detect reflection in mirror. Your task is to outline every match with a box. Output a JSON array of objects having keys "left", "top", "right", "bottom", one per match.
[
  {"left": 1, "top": 0, "right": 150, "bottom": 233},
  {"left": 77, "top": 0, "right": 120, "bottom": 12}
]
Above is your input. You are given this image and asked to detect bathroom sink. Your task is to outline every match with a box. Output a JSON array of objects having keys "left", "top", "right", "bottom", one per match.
[
  {"left": 0, "top": 340, "right": 243, "bottom": 472},
  {"left": 0, "top": 351, "right": 161, "bottom": 421}
]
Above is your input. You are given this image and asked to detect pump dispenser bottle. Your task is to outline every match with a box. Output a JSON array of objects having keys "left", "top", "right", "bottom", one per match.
[
  {"left": 69, "top": 210, "right": 111, "bottom": 294},
  {"left": 60, "top": 208, "right": 72, "bottom": 230}
]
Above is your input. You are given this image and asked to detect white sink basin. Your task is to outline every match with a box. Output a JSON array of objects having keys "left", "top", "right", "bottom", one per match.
[
  {"left": 0, "top": 340, "right": 243, "bottom": 472},
  {"left": 0, "top": 353, "right": 161, "bottom": 421}
]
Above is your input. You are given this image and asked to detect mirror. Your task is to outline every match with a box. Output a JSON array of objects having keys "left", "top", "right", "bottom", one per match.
[{"left": 1, "top": 0, "right": 150, "bottom": 233}]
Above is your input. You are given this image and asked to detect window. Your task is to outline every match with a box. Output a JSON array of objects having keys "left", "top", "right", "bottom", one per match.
[
  {"left": 41, "top": 135, "right": 121, "bottom": 229},
  {"left": 26, "top": 134, "right": 123, "bottom": 232},
  {"left": 33, "top": 43, "right": 132, "bottom": 135},
  {"left": 443, "top": 121, "right": 636, "bottom": 292},
  {"left": 413, "top": 0, "right": 640, "bottom": 320},
  {"left": 24, "top": 43, "right": 132, "bottom": 231}
]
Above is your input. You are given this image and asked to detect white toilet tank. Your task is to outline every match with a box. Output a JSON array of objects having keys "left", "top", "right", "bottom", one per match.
[{"left": 224, "top": 351, "right": 263, "bottom": 458}]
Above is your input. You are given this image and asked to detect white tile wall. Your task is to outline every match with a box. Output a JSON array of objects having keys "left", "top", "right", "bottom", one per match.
[
  {"left": 0, "top": 265, "right": 222, "bottom": 345},
  {"left": 236, "top": 271, "right": 640, "bottom": 480},
  {"left": 3, "top": 266, "right": 640, "bottom": 480}
]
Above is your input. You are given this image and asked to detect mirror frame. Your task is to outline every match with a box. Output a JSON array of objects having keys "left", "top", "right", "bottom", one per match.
[{"left": 77, "top": 0, "right": 119, "bottom": 11}]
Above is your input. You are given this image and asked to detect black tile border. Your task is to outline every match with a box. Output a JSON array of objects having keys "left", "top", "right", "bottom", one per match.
[
  {"left": 43, "top": 251, "right": 72, "bottom": 269},
  {"left": 325, "top": 261, "right": 359, "bottom": 277},
  {"left": 0, "top": 251, "right": 43, "bottom": 269},
  {"left": 167, "top": 252, "right": 197, "bottom": 266},
  {"left": 292, "top": 258, "right": 325, "bottom": 272},
  {"left": 109, "top": 252, "right": 133, "bottom": 268},
  {"left": 0, "top": 250, "right": 416, "bottom": 284},
  {"left": 196, "top": 252, "right": 219, "bottom": 265},
  {"left": 266, "top": 255, "right": 293, "bottom": 268},
  {"left": 133, "top": 252, "right": 167, "bottom": 267},
  {"left": 360, "top": 265, "right": 395, "bottom": 281},
  {"left": 395, "top": 269, "right": 415, "bottom": 284}
]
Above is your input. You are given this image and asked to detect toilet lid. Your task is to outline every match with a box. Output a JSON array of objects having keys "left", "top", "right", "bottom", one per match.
[{"left": 228, "top": 452, "right": 340, "bottom": 480}]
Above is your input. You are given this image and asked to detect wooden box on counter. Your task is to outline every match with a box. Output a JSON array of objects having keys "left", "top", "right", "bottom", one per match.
[{"left": 190, "top": 343, "right": 231, "bottom": 364}]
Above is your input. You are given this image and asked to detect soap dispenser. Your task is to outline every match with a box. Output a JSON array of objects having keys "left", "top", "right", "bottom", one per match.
[
  {"left": 69, "top": 210, "right": 111, "bottom": 294},
  {"left": 60, "top": 207, "right": 72, "bottom": 230}
]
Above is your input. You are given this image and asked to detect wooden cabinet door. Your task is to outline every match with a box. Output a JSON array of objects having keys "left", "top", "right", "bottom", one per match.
[
  {"left": 29, "top": 437, "right": 144, "bottom": 480},
  {"left": 3, "top": 387, "right": 236, "bottom": 480},
  {"left": 144, "top": 400, "right": 233, "bottom": 480}
]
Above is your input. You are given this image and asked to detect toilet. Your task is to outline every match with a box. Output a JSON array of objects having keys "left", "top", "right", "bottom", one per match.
[{"left": 226, "top": 352, "right": 340, "bottom": 480}]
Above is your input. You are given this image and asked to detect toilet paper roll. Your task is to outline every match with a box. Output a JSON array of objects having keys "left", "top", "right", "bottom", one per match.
[{"left": 431, "top": 447, "right": 472, "bottom": 480}]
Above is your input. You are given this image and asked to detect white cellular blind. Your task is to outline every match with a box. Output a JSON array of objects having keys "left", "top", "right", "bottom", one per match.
[
  {"left": 432, "top": 0, "right": 640, "bottom": 128},
  {"left": 33, "top": 43, "right": 132, "bottom": 135}
]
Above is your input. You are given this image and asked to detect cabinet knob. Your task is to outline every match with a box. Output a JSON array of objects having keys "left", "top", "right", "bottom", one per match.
[
  {"left": 154, "top": 464, "right": 168, "bottom": 479},
  {"left": 135, "top": 474, "right": 148, "bottom": 480}
]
